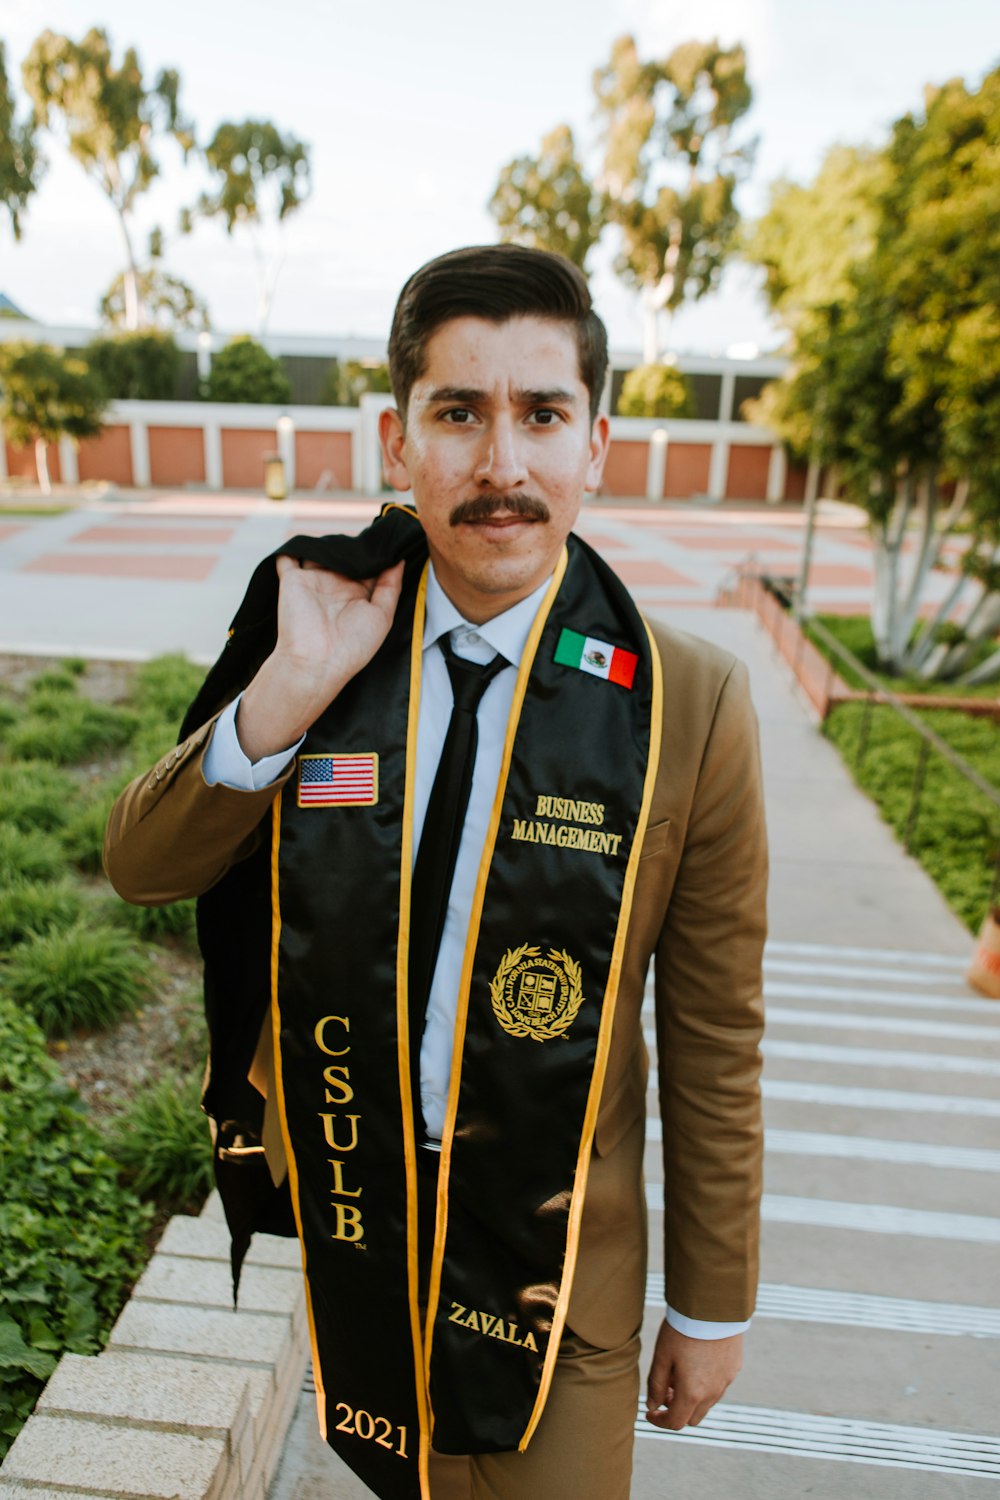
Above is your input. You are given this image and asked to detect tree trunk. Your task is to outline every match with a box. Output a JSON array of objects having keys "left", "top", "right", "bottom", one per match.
[
  {"left": 115, "top": 209, "right": 144, "bottom": 330},
  {"left": 34, "top": 437, "right": 51, "bottom": 494}
]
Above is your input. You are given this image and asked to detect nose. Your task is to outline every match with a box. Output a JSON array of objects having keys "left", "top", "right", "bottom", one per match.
[{"left": 473, "top": 416, "right": 529, "bottom": 491}]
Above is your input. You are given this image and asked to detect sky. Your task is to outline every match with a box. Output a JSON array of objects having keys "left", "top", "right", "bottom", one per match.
[{"left": 0, "top": 0, "right": 997, "bottom": 355}]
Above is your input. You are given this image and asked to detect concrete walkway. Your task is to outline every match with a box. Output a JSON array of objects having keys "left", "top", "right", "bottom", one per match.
[{"left": 2, "top": 493, "right": 997, "bottom": 1495}]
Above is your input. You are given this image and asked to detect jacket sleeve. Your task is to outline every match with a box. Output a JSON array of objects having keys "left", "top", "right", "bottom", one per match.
[
  {"left": 654, "top": 658, "right": 767, "bottom": 1324},
  {"left": 103, "top": 713, "right": 295, "bottom": 905}
]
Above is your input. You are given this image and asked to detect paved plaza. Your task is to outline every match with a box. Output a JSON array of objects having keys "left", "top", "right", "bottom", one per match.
[{"left": 1, "top": 491, "right": 998, "bottom": 1496}]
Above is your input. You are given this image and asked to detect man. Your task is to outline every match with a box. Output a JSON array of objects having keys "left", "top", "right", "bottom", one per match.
[{"left": 105, "top": 245, "right": 766, "bottom": 1500}]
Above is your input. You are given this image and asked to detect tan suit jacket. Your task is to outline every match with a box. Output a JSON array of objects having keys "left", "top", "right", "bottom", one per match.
[{"left": 104, "top": 618, "right": 766, "bottom": 1351}]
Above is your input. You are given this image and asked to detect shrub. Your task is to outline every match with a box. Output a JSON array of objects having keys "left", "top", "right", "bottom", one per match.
[
  {"left": 0, "top": 880, "right": 86, "bottom": 952},
  {"left": 112, "top": 1069, "right": 213, "bottom": 1213},
  {"left": 617, "top": 363, "right": 696, "bottom": 418},
  {"left": 110, "top": 896, "right": 197, "bottom": 947},
  {"left": 0, "top": 922, "right": 149, "bottom": 1035},
  {"left": 61, "top": 793, "right": 117, "bottom": 874},
  {"left": 130, "top": 654, "right": 203, "bottom": 727},
  {"left": 0, "top": 824, "right": 68, "bottom": 883},
  {"left": 0, "top": 761, "right": 76, "bottom": 833},
  {"left": 203, "top": 336, "right": 292, "bottom": 404},
  {"left": 0, "top": 998, "right": 151, "bottom": 1457},
  {"left": 823, "top": 702, "right": 1000, "bottom": 932},
  {"left": 6, "top": 696, "right": 138, "bottom": 763},
  {"left": 28, "top": 668, "right": 78, "bottom": 696},
  {"left": 85, "top": 330, "right": 182, "bottom": 402}
]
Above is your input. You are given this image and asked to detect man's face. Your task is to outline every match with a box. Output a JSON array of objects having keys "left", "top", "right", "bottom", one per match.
[{"left": 380, "top": 316, "right": 609, "bottom": 623}]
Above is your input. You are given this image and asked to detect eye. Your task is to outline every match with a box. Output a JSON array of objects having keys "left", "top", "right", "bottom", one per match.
[
  {"left": 528, "top": 408, "right": 563, "bottom": 426},
  {"left": 441, "top": 407, "right": 476, "bottom": 424}
]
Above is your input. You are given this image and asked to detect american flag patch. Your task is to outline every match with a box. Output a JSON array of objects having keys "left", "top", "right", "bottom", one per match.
[{"left": 297, "top": 753, "right": 378, "bottom": 807}]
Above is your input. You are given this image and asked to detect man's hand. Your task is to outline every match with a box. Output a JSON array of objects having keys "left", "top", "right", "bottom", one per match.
[
  {"left": 236, "top": 557, "right": 405, "bottom": 761},
  {"left": 645, "top": 1321, "right": 742, "bottom": 1431}
]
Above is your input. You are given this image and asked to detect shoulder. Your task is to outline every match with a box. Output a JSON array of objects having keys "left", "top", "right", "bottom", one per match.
[{"left": 646, "top": 617, "right": 748, "bottom": 715}]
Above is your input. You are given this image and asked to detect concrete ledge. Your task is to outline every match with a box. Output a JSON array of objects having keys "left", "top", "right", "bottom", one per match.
[{"left": 0, "top": 1195, "right": 308, "bottom": 1500}]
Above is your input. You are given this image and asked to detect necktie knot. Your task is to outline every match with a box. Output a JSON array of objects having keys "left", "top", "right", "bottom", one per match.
[{"left": 441, "top": 634, "right": 508, "bottom": 714}]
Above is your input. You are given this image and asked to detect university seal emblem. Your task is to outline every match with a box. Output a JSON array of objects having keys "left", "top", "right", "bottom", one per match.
[{"left": 489, "top": 945, "right": 585, "bottom": 1041}]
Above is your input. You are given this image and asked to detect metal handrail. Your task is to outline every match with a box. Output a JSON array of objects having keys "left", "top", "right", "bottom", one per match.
[{"left": 805, "top": 615, "right": 1000, "bottom": 813}]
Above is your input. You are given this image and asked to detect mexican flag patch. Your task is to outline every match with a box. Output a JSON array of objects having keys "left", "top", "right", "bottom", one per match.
[{"left": 554, "top": 628, "right": 638, "bottom": 689}]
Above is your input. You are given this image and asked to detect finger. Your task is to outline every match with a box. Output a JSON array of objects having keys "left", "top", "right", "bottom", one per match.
[
  {"left": 275, "top": 553, "right": 299, "bottom": 579},
  {"left": 369, "top": 560, "right": 406, "bottom": 617},
  {"left": 646, "top": 1395, "right": 698, "bottom": 1432}
]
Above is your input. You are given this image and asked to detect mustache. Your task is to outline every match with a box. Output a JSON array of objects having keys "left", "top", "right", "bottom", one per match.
[{"left": 449, "top": 494, "right": 550, "bottom": 527}]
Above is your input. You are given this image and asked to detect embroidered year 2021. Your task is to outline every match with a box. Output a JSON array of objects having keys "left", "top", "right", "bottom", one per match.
[{"left": 333, "top": 1401, "right": 408, "bottom": 1457}]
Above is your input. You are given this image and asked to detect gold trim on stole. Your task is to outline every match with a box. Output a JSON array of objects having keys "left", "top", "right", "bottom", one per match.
[
  {"left": 518, "top": 612, "right": 664, "bottom": 1449},
  {"left": 398, "top": 565, "right": 433, "bottom": 1498},
  {"left": 421, "top": 547, "right": 570, "bottom": 1431},
  {"left": 268, "top": 793, "right": 329, "bottom": 1435}
]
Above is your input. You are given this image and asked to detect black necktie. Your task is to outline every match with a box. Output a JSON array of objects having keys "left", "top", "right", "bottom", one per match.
[{"left": 408, "top": 634, "right": 509, "bottom": 1138}]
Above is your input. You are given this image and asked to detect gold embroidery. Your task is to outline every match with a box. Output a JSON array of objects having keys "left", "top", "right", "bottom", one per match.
[{"left": 490, "top": 946, "right": 585, "bottom": 1042}]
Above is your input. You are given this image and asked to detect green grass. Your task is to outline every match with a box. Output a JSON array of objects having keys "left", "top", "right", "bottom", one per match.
[
  {"left": 0, "top": 922, "right": 150, "bottom": 1035},
  {"left": 109, "top": 896, "right": 198, "bottom": 946},
  {"left": 131, "top": 654, "right": 204, "bottom": 726},
  {"left": 0, "top": 823, "right": 69, "bottom": 883},
  {"left": 0, "top": 761, "right": 77, "bottom": 833},
  {"left": 0, "top": 880, "right": 87, "bottom": 951},
  {"left": 60, "top": 793, "right": 118, "bottom": 874},
  {"left": 6, "top": 695, "right": 139, "bottom": 764},
  {"left": 28, "top": 668, "right": 79, "bottom": 697},
  {"left": 808, "top": 613, "right": 1000, "bottom": 699},
  {"left": 111, "top": 1069, "right": 213, "bottom": 1213}
]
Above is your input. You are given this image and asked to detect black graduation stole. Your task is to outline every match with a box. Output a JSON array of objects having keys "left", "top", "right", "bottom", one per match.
[{"left": 265, "top": 534, "right": 660, "bottom": 1500}]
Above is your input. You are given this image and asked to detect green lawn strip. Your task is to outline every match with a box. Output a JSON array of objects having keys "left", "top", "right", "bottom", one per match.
[
  {"left": 805, "top": 613, "right": 1000, "bottom": 699},
  {"left": 0, "top": 652, "right": 211, "bottom": 1456},
  {"left": 808, "top": 615, "right": 1000, "bottom": 932}
]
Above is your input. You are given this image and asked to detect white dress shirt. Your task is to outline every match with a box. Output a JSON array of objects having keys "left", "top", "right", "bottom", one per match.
[{"left": 202, "top": 561, "right": 748, "bottom": 1339}]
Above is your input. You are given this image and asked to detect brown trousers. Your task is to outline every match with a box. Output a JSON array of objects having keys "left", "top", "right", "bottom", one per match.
[{"left": 417, "top": 1151, "right": 640, "bottom": 1500}]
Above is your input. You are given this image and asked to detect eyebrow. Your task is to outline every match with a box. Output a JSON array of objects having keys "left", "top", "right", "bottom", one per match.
[{"left": 423, "top": 385, "right": 579, "bottom": 407}]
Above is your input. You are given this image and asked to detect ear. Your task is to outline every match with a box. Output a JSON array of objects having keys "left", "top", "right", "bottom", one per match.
[
  {"left": 584, "top": 413, "right": 610, "bottom": 494},
  {"left": 379, "top": 406, "right": 412, "bottom": 492}
]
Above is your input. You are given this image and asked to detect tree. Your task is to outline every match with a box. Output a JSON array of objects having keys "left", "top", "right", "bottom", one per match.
[
  {"left": 85, "top": 331, "right": 182, "bottom": 400},
  {"left": 594, "top": 36, "right": 755, "bottom": 360},
  {"left": 99, "top": 229, "right": 208, "bottom": 331},
  {"left": 617, "top": 363, "right": 695, "bottom": 418},
  {"left": 488, "top": 125, "right": 606, "bottom": 271},
  {"left": 23, "top": 27, "right": 193, "bottom": 330},
  {"left": 320, "top": 360, "right": 391, "bottom": 408},
  {"left": 188, "top": 119, "right": 311, "bottom": 334},
  {"left": 202, "top": 337, "right": 291, "bottom": 404},
  {"left": 754, "top": 66, "right": 1000, "bottom": 682},
  {"left": 743, "top": 144, "right": 888, "bottom": 336},
  {"left": 0, "top": 41, "right": 43, "bottom": 239},
  {"left": 0, "top": 342, "right": 106, "bottom": 492}
]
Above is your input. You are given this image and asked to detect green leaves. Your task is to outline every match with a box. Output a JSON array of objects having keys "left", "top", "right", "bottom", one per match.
[
  {"left": 489, "top": 125, "right": 606, "bottom": 272},
  {"left": 0, "top": 998, "right": 150, "bottom": 1457},
  {"left": 202, "top": 336, "right": 292, "bottom": 404},
  {"left": 0, "top": 342, "right": 107, "bottom": 451},
  {"left": 594, "top": 35, "right": 755, "bottom": 312},
  {"left": 198, "top": 119, "right": 311, "bottom": 232},
  {"left": 0, "top": 40, "right": 43, "bottom": 240}
]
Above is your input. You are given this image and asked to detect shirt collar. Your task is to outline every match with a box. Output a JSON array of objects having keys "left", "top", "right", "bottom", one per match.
[{"left": 423, "top": 562, "right": 553, "bottom": 667}]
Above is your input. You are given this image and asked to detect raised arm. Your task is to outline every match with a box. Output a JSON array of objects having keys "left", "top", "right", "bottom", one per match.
[{"left": 103, "top": 557, "right": 405, "bottom": 904}]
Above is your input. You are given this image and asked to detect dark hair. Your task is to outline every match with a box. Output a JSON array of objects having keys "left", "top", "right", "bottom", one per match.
[{"left": 388, "top": 244, "right": 609, "bottom": 423}]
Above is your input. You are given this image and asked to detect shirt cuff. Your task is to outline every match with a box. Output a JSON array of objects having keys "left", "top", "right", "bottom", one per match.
[
  {"left": 665, "top": 1305, "right": 751, "bottom": 1340},
  {"left": 201, "top": 694, "right": 303, "bottom": 790}
]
